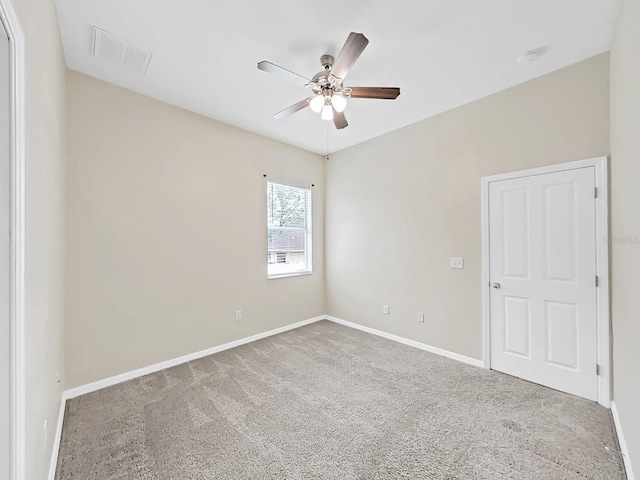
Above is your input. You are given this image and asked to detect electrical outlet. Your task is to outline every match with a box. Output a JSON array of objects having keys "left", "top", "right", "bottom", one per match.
[
  {"left": 417, "top": 312, "right": 425, "bottom": 323},
  {"left": 383, "top": 305, "right": 390, "bottom": 315},
  {"left": 450, "top": 257, "right": 464, "bottom": 269},
  {"left": 235, "top": 310, "right": 242, "bottom": 321}
]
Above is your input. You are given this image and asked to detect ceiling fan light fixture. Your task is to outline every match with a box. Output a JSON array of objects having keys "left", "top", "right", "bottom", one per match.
[
  {"left": 321, "top": 104, "right": 333, "bottom": 120},
  {"left": 331, "top": 94, "right": 347, "bottom": 112},
  {"left": 258, "top": 32, "right": 400, "bottom": 129},
  {"left": 309, "top": 95, "right": 324, "bottom": 113}
]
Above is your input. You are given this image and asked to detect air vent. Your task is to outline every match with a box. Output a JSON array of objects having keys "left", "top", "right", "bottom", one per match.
[{"left": 92, "top": 27, "right": 152, "bottom": 74}]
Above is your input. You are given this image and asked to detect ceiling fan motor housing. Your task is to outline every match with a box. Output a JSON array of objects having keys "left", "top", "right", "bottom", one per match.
[{"left": 320, "top": 54, "right": 334, "bottom": 70}]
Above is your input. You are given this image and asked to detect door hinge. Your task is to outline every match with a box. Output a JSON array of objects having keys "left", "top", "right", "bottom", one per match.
[
  {"left": 594, "top": 187, "right": 598, "bottom": 198},
  {"left": 596, "top": 364, "right": 601, "bottom": 376},
  {"left": 595, "top": 275, "right": 599, "bottom": 287}
]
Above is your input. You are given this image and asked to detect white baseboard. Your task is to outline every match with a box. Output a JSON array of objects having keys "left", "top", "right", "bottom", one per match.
[
  {"left": 325, "top": 315, "right": 484, "bottom": 368},
  {"left": 49, "top": 315, "right": 326, "bottom": 479},
  {"left": 611, "top": 401, "right": 636, "bottom": 480},
  {"left": 64, "top": 315, "right": 325, "bottom": 400},
  {"left": 49, "top": 314, "right": 632, "bottom": 480},
  {"left": 60, "top": 314, "right": 482, "bottom": 401},
  {"left": 48, "top": 313, "right": 488, "bottom": 479},
  {"left": 48, "top": 392, "right": 67, "bottom": 480}
]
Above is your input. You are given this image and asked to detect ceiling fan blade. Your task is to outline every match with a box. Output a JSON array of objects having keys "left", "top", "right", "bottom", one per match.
[
  {"left": 332, "top": 107, "right": 348, "bottom": 129},
  {"left": 274, "top": 97, "right": 313, "bottom": 119},
  {"left": 258, "top": 61, "right": 310, "bottom": 86},
  {"left": 346, "top": 87, "right": 401, "bottom": 99},
  {"left": 330, "top": 32, "right": 369, "bottom": 82}
]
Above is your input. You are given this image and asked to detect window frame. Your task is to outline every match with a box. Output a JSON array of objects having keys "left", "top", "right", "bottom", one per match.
[{"left": 266, "top": 179, "right": 312, "bottom": 279}]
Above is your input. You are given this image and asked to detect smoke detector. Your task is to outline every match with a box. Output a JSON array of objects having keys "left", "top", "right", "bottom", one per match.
[
  {"left": 516, "top": 50, "right": 540, "bottom": 67},
  {"left": 92, "top": 27, "right": 152, "bottom": 74}
]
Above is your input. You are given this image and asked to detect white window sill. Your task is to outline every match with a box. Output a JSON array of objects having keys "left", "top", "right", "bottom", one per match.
[{"left": 268, "top": 271, "right": 312, "bottom": 280}]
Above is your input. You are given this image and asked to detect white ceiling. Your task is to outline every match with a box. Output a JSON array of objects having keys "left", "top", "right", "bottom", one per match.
[{"left": 54, "top": 0, "right": 620, "bottom": 155}]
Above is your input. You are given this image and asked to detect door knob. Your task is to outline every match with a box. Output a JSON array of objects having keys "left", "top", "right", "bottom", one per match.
[{"left": 491, "top": 282, "right": 501, "bottom": 289}]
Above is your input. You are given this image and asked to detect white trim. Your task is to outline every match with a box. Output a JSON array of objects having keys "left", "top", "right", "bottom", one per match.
[
  {"left": 325, "top": 316, "right": 484, "bottom": 368},
  {"left": 481, "top": 176, "right": 491, "bottom": 371},
  {"left": 47, "top": 312, "right": 625, "bottom": 480},
  {"left": 611, "top": 401, "right": 636, "bottom": 480},
  {"left": 50, "top": 315, "right": 327, "bottom": 476},
  {"left": 593, "top": 157, "right": 610, "bottom": 408},
  {"left": 479, "top": 157, "right": 608, "bottom": 183},
  {"left": 64, "top": 316, "right": 326, "bottom": 399},
  {"left": 268, "top": 271, "right": 312, "bottom": 280},
  {"left": 481, "top": 156, "right": 611, "bottom": 407},
  {"left": 0, "top": 1, "right": 25, "bottom": 479},
  {"left": 47, "top": 397, "right": 66, "bottom": 480}
]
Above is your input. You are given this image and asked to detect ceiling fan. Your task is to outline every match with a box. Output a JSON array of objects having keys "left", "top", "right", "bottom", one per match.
[{"left": 258, "top": 32, "right": 400, "bottom": 130}]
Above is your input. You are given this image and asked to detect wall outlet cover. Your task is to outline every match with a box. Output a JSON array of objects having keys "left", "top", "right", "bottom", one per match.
[{"left": 450, "top": 257, "right": 464, "bottom": 269}]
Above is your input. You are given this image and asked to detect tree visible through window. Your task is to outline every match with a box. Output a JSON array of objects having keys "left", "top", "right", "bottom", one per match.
[{"left": 267, "top": 181, "right": 311, "bottom": 278}]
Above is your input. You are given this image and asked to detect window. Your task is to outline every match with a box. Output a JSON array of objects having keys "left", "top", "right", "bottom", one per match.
[{"left": 267, "top": 180, "right": 312, "bottom": 278}]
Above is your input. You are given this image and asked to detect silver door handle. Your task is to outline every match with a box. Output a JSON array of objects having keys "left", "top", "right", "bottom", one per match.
[{"left": 491, "top": 282, "right": 501, "bottom": 289}]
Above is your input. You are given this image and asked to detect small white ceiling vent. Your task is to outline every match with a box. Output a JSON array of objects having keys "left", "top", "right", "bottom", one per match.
[{"left": 92, "top": 27, "right": 152, "bottom": 74}]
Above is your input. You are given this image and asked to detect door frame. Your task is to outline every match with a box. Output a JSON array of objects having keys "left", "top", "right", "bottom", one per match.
[
  {"left": 0, "top": 0, "right": 24, "bottom": 478},
  {"left": 481, "top": 156, "right": 610, "bottom": 407}
]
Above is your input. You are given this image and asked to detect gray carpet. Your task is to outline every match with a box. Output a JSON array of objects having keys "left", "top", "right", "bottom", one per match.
[{"left": 55, "top": 320, "right": 626, "bottom": 479}]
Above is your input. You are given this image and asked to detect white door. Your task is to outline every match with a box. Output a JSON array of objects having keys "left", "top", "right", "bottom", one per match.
[{"left": 489, "top": 167, "right": 598, "bottom": 401}]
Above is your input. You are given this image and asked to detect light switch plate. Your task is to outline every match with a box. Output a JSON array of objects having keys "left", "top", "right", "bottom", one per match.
[{"left": 450, "top": 257, "right": 464, "bottom": 269}]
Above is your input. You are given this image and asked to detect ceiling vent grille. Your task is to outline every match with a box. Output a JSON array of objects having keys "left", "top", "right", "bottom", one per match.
[{"left": 92, "top": 27, "right": 152, "bottom": 74}]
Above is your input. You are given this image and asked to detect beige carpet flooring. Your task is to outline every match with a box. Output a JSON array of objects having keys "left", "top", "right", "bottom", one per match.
[{"left": 55, "top": 320, "right": 626, "bottom": 479}]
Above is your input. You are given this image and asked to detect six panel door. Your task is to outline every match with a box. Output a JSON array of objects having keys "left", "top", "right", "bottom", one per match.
[{"left": 489, "top": 167, "right": 598, "bottom": 401}]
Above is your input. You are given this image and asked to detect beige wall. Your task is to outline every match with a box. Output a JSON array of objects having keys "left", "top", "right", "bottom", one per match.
[
  {"left": 326, "top": 54, "right": 609, "bottom": 360},
  {"left": 12, "top": 0, "right": 67, "bottom": 479},
  {"left": 611, "top": 0, "right": 640, "bottom": 474},
  {"left": 7, "top": 2, "right": 635, "bottom": 475},
  {"left": 65, "top": 71, "right": 325, "bottom": 388}
]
